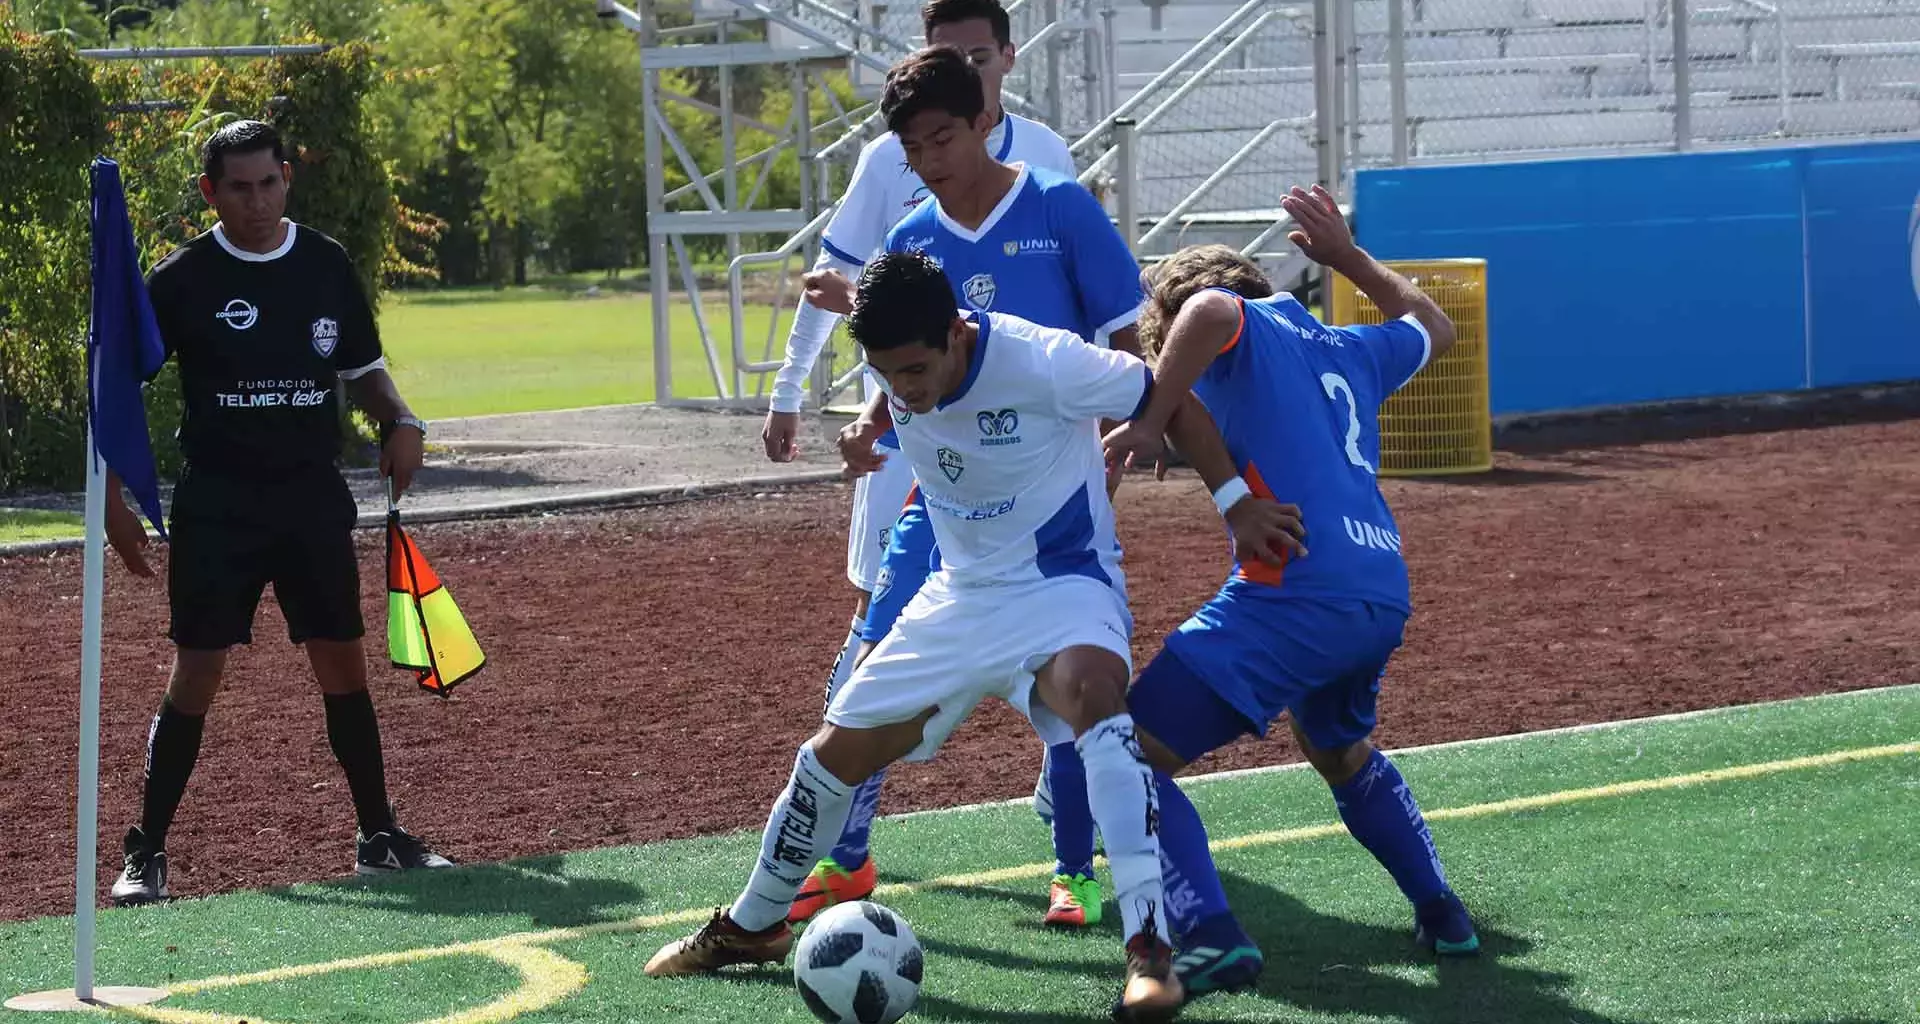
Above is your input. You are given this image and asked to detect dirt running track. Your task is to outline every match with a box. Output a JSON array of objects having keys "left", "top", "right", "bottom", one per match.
[{"left": 3, "top": 417, "right": 1918, "bottom": 922}]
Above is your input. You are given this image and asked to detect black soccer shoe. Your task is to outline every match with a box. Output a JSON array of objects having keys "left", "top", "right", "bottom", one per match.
[
  {"left": 110, "top": 827, "right": 169, "bottom": 906},
  {"left": 355, "top": 824, "right": 455, "bottom": 875}
]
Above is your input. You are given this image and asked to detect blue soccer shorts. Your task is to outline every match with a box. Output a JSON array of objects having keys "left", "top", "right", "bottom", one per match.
[{"left": 1129, "top": 595, "right": 1407, "bottom": 762}]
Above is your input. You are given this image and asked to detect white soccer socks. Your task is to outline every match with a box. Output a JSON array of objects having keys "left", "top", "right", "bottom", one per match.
[
  {"left": 1076, "top": 714, "right": 1172, "bottom": 944},
  {"left": 729, "top": 742, "right": 856, "bottom": 932}
]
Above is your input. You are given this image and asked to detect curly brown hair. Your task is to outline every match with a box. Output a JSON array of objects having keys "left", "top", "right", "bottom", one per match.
[{"left": 1137, "top": 245, "right": 1274, "bottom": 360}]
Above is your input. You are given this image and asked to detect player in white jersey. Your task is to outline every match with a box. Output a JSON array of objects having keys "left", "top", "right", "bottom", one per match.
[
  {"left": 646, "top": 251, "right": 1304, "bottom": 1021},
  {"left": 794, "top": 44, "right": 1142, "bottom": 929},
  {"left": 760, "top": 0, "right": 1077, "bottom": 711}
]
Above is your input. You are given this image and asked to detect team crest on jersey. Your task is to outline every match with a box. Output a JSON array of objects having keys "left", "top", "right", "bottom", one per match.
[
  {"left": 976, "top": 408, "right": 1021, "bottom": 446},
  {"left": 888, "top": 395, "right": 914, "bottom": 424},
  {"left": 216, "top": 298, "right": 259, "bottom": 331},
  {"left": 937, "top": 446, "right": 965, "bottom": 483},
  {"left": 310, "top": 317, "right": 340, "bottom": 358},
  {"left": 963, "top": 273, "right": 996, "bottom": 310},
  {"left": 1003, "top": 240, "right": 1019, "bottom": 257}
]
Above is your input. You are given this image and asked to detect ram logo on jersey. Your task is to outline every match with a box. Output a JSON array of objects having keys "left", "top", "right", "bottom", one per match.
[
  {"left": 963, "top": 273, "right": 997, "bottom": 310},
  {"left": 976, "top": 408, "right": 1021, "bottom": 446}
]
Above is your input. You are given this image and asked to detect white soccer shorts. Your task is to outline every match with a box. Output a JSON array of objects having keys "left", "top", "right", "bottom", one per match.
[
  {"left": 825, "top": 572, "right": 1135, "bottom": 762},
  {"left": 845, "top": 446, "right": 916, "bottom": 591}
]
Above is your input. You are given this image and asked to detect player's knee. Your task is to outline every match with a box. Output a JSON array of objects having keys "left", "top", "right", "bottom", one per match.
[
  {"left": 306, "top": 638, "right": 370, "bottom": 695},
  {"left": 1042, "top": 647, "right": 1131, "bottom": 731},
  {"left": 1297, "top": 727, "right": 1374, "bottom": 786},
  {"left": 810, "top": 714, "right": 928, "bottom": 786},
  {"left": 1134, "top": 726, "right": 1189, "bottom": 775},
  {"left": 167, "top": 649, "right": 227, "bottom": 715}
]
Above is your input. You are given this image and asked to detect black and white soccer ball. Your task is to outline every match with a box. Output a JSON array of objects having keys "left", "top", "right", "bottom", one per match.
[{"left": 793, "top": 900, "right": 923, "bottom": 1024}]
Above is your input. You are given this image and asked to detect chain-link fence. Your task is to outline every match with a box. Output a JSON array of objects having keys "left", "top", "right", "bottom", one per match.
[
  {"left": 1077, "top": 0, "right": 1322, "bottom": 242},
  {"left": 1343, "top": 0, "right": 1920, "bottom": 170}
]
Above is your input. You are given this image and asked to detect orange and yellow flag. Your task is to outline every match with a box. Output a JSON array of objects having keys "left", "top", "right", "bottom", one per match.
[{"left": 386, "top": 509, "right": 485, "bottom": 696}]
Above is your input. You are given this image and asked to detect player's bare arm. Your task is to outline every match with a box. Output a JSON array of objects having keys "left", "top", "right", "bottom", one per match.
[
  {"left": 1163, "top": 398, "right": 1307, "bottom": 565},
  {"left": 1282, "top": 184, "right": 1457, "bottom": 357},
  {"left": 1102, "top": 287, "right": 1242, "bottom": 465},
  {"left": 345, "top": 368, "right": 426, "bottom": 499},
  {"left": 102, "top": 468, "right": 157, "bottom": 578}
]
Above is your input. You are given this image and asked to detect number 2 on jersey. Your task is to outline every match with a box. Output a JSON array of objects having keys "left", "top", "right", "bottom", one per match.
[{"left": 1319, "top": 372, "right": 1375, "bottom": 475}]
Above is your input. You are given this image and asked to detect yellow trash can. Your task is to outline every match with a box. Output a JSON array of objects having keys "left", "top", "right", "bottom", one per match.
[{"left": 1329, "top": 258, "right": 1491, "bottom": 477}]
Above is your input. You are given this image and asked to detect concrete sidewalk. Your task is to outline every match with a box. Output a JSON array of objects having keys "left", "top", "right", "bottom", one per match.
[{"left": 2, "top": 404, "right": 859, "bottom": 552}]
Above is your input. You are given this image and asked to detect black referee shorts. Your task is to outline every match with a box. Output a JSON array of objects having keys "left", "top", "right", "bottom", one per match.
[{"left": 166, "top": 464, "right": 366, "bottom": 650}]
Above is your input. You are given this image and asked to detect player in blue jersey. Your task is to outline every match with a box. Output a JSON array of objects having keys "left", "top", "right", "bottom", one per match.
[
  {"left": 1101, "top": 186, "right": 1479, "bottom": 998},
  {"left": 804, "top": 44, "right": 1147, "bottom": 929}
]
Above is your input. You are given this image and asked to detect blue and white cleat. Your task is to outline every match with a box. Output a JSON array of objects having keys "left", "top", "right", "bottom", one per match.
[
  {"left": 1414, "top": 892, "right": 1481, "bottom": 956},
  {"left": 1173, "top": 912, "right": 1265, "bottom": 999}
]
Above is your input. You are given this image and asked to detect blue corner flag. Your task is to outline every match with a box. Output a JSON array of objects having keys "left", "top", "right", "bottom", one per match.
[{"left": 87, "top": 157, "right": 168, "bottom": 540}]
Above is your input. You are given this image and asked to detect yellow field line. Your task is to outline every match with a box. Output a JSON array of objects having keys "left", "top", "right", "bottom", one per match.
[{"left": 127, "top": 740, "right": 1917, "bottom": 1021}]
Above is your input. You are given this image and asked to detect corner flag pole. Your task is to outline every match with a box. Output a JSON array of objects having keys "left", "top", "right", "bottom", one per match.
[
  {"left": 6, "top": 158, "right": 167, "bottom": 1014},
  {"left": 5, "top": 422, "right": 166, "bottom": 1013},
  {"left": 76, "top": 419, "right": 107, "bottom": 1001}
]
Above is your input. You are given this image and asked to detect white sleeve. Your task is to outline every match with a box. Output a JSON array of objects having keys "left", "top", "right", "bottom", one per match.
[
  {"left": 818, "top": 137, "right": 900, "bottom": 267},
  {"left": 1042, "top": 130, "right": 1078, "bottom": 178},
  {"left": 1044, "top": 330, "right": 1153, "bottom": 423},
  {"left": 769, "top": 247, "right": 865, "bottom": 413}
]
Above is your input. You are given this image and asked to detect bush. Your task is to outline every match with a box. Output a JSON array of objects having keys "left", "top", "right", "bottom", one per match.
[{"left": 0, "top": 29, "right": 394, "bottom": 493}]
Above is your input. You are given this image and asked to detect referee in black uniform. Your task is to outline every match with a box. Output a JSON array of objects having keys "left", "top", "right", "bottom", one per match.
[{"left": 103, "top": 120, "right": 452, "bottom": 905}]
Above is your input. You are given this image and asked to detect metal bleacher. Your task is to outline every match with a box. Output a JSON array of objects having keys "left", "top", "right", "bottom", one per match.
[
  {"left": 1101, "top": 0, "right": 1920, "bottom": 256},
  {"left": 611, "top": 0, "right": 1917, "bottom": 406}
]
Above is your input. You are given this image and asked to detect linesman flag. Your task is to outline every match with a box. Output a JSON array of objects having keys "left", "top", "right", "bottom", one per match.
[{"left": 386, "top": 493, "right": 485, "bottom": 696}]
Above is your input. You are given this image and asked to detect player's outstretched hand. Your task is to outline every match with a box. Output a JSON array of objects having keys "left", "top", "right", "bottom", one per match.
[
  {"left": 1101, "top": 419, "right": 1167, "bottom": 476},
  {"left": 763, "top": 410, "right": 801, "bottom": 462},
  {"left": 1282, "top": 184, "right": 1357, "bottom": 268},
  {"left": 837, "top": 417, "right": 889, "bottom": 478},
  {"left": 105, "top": 495, "right": 155, "bottom": 578},
  {"left": 804, "top": 269, "right": 857, "bottom": 314},
  {"left": 1224, "top": 497, "right": 1309, "bottom": 567}
]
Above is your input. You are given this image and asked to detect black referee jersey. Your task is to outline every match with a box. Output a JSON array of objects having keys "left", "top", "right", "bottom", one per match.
[{"left": 145, "top": 220, "right": 384, "bottom": 475}]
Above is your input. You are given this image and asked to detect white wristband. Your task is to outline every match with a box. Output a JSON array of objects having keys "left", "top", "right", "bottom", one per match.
[{"left": 1212, "top": 476, "right": 1252, "bottom": 515}]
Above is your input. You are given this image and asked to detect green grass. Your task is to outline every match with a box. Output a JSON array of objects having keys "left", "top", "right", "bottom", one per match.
[
  {"left": 379, "top": 288, "right": 790, "bottom": 419},
  {"left": 3, "top": 687, "right": 1916, "bottom": 1023},
  {"left": 0, "top": 508, "right": 82, "bottom": 545}
]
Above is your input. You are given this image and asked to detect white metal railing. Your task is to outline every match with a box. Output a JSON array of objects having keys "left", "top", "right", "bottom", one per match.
[{"left": 721, "top": 0, "right": 1117, "bottom": 407}]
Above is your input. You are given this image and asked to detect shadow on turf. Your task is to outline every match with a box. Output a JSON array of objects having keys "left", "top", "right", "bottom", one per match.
[
  {"left": 1217, "top": 874, "right": 1640, "bottom": 1024},
  {"left": 266, "top": 857, "right": 647, "bottom": 929}
]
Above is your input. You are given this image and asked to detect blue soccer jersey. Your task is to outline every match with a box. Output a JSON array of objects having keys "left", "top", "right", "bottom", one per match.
[
  {"left": 1190, "top": 288, "right": 1432, "bottom": 613},
  {"left": 883, "top": 165, "right": 1143, "bottom": 348}
]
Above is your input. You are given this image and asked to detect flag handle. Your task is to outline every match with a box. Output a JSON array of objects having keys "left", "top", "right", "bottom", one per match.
[{"left": 386, "top": 475, "right": 397, "bottom": 515}]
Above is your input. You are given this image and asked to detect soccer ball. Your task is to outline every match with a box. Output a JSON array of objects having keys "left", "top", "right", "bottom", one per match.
[{"left": 793, "top": 901, "right": 923, "bottom": 1024}]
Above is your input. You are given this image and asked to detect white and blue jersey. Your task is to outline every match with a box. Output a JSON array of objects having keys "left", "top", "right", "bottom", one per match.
[
  {"left": 861, "top": 168, "right": 1146, "bottom": 641},
  {"left": 884, "top": 311, "right": 1151, "bottom": 590},
  {"left": 827, "top": 311, "right": 1150, "bottom": 761}
]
